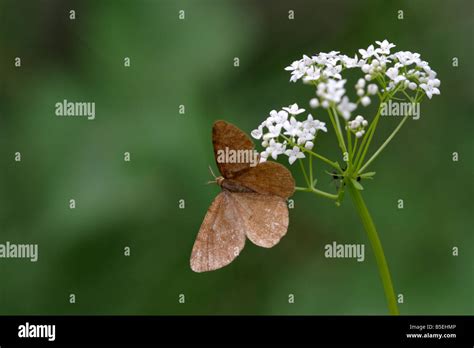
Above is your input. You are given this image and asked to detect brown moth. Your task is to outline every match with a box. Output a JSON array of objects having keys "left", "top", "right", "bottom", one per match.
[{"left": 190, "top": 120, "right": 295, "bottom": 273}]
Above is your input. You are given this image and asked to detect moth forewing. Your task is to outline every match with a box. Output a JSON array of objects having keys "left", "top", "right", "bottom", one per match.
[
  {"left": 212, "top": 120, "right": 255, "bottom": 178},
  {"left": 232, "top": 161, "right": 295, "bottom": 199}
]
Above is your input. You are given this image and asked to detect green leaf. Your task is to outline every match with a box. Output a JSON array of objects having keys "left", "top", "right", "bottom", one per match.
[
  {"left": 351, "top": 178, "right": 364, "bottom": 190},
  {"left": 359, "top": 171, "right": 376, "bottom": 179}
]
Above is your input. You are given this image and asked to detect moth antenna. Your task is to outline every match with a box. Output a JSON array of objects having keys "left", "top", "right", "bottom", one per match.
[
  {"left": 208, "top": 165, "right": 217, "bottom": 179},
  {"left": 205, "top": 165, "right": 218, "bottom": 185}
]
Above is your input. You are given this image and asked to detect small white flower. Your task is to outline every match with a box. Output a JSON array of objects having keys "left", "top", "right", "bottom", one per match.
[
  {"left": 287, "top": 61, "right": 308, "bottom": 82},
  {"left": 340, "top": 54, "right": 360, "bottom": 68},
  {"left": 361, "top": 96, "right": 371, "bottom": 106},
  {"left": 322, "top": 64, "right": 343, "bottom": 80},
  {"left": 266, "top": 124, "right": 283, "bottom": 139},
  {"left": 392, "top": 51, "right": 421, "bottom": 66},
  {"left": 296, "top": 129, "right": 314, "bottom": 145},
  {"left": 251, "top": 125, "right": 263, "bottom": 140},
  {"left": 385, "top": 67, "right": 399, "bottom": 80},
  {"left": 283, "top": 103, "right": 305, "bottom": 115},
  {"left": 303, "top": 114, "right": 327, "bottom": 133},
  {"left": 420, "top": 80, "right": 440, "bottom": 99},
  {"left": 356, "top": 78, "right": 366, "bottom": 89},
  {"left": 367, "top": 84, "right": 378, "bottom": 95},
  {"left": 259, "top": 151, "right": 269, "bottom": 163},
  {"left": 430, "top": 78, "right": 441, "bottom": 88},
  {"left": 285, "top": 146, "right": 305, "bottom": 165},
  {"left": 269, "top": 109, "right": 288, "bottom": 124},
  {"left": 316, "top": 120, "right": 327, "bottom": 133},
  {"left": 305, "top": 141, "right": 314, "bottom": 150},
  {"left": 309, "top": 98, "right": 319, "bottom": 108},
  {"left": 348, "top": 121, "right": 358, "bottom": 130},
  {"left": 265, "top": 139, "right": 286, "bottom": 160},
  {"left": 348, "top": 115, "right": 369, "bottom": 135},
  {"left": 302, "top": 54, "right": 314, "bottom": 66},
  {"left": 283, "top": 117, "right": 301, "bottom": 137},
  {"left": 284, "top": 60, "right": 300, "bottom": 72},
  {"left": 303, "top": 65, "right": 322, "bottom": 82},
  {"left": 337, "top": 96, "right": 357, "bottom": 120},
  {"left": 408, "top": 82, "right": 417, "bottom": 90},
  {"left": 375, "top": 40, "right": 396, "bottom": 55},
  {"left": 318, "top": 79, "right": 346, "bottom": 103},
  {"left": 385, "top": 67, "right": 406, "bottom": 84},
  {"left": 359, "top": 45, "right": 377, "bottom": 59}
]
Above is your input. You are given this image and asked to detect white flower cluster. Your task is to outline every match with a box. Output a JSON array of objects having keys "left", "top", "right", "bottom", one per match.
[
  {"left": 347, "top": 115, "right": 369, "bottom": 138},
  {"left": 285, "top": 40, "right": 441, "bottom": 122},
  {"left": 355, "top": 78, "right": 378, "bottom": 107},
  {"left": 252, "top": 40, "right": 440, "bottom": 166},
  {"left": 383, "top": 51, "right": 440, "bottom": 98},
  {"left": 251, "top": 103, "right": 327, "bottom": 164}
]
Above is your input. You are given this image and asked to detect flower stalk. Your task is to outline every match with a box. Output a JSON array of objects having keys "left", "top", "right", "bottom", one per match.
[
  {"left": 347, "top": 180, "right": 399, "bottom": 315},
  {"left": 250, "top": 39, "right": 440, "bottom": 314}
]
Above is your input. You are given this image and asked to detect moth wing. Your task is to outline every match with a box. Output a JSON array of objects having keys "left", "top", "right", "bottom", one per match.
[
  {"left": 232, "top": 192, "right": 289, "bottom": 248},
  {"left": 212, "top": 120, "right": 255, "bottom": 178},
  {"left": 233, "top": 161, "right": 295, "bottom": 199},
  {"left": 190, "top": 191, "right": 246, "bottom": 273}
]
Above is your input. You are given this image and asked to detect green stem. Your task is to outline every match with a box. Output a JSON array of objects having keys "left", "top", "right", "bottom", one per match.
[
  {"left": 299, "top": 159, "right": 310, "bottom": 187},
  {"left": 354, "top": 85, "right": 404, "bottom": 173},
  {"left": 359, "top": 114, "right": 410, "bottom": 173},
  {"left": 328, "top": 107, "right": 347, "bottom": 155},
  {"left": 306, "top": 148, "right": 341, "bottom": 172},
  {"left": 352, "top": 136, "right": 359, "bottom": 163},
  {"left": 281, "top": 135, "right": 341, "bottom": 172},
  {"left": 295, "top": 186, "right": 338, "bottom": 200},
  {"left": 354, "top": 102, "right": 383, "bottom": 172},
  {"left": 346, "top": 124, "right": 352, "bottom": 165},
  {"left": 347, "top": 181, "right": 399, "bottom": 315}
]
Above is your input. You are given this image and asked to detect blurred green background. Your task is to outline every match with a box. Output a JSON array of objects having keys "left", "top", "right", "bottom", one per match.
[{"left": 0, "top": 0, "right": 472, "bottom": 315}]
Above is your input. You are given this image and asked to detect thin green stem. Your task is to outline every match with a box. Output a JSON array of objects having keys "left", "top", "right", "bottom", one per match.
[
  {"left": 346, "top": 124, "right": 353, "bottom": 167},
  {"left": 305, "top": 148, "right": 341, "bottom": 172},
  {"left": 332, "top": 106, "right": 347, "bottom": 154},
  {"left": 359, "top": 114, "right": 410, "bottom": 173},
  {"left": 281, "top": 135, "right": 341, "bottom": 172},
  {"left": 295, "top": 186, "right": 338, "bottom": 200},
  {"left": 352, "top": 136, "right": 359, "bottom": 163},
  {"left": 354, "top": 85, "right": 405, "bottom": 173},
  {"left": 354, "top": 102, "right": 384, "bottom": 172},
  {"left": 353, "top": 108, "right": 379, "bottom": 171},
  {"left": 347, "top": 181, "right": 399, "bottom": 315},
  {"left": 327, "top": 107, "right": 347, "bottom": 155},
  {"left": 299, "top": 159, "right": 310, "bottom": 187}
]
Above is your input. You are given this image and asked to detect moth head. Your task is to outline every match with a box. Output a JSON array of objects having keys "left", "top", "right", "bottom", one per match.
[
  {"left": 206, "top": 165, "right": 225, "bottom": 187},
  {"left": 216, "top": 176, "right": 225, "bottom": 186}
]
